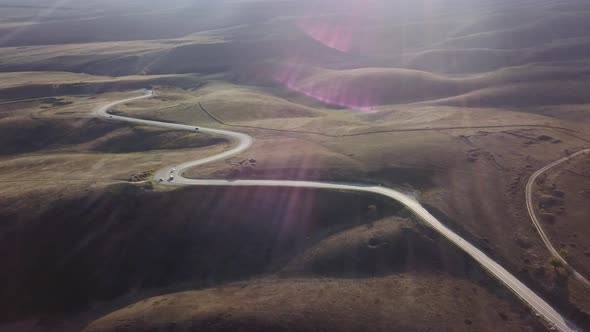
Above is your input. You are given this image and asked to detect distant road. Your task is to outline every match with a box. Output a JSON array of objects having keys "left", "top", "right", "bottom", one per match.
[
  {"left": 96, "top": 91, "right": 579, "bottom": 332},
  {"left": 526, "top": 149, "right": 590, "bottom": 287}
]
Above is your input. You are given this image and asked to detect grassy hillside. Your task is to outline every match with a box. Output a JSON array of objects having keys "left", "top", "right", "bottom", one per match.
[
  {"left": 0, "top": 180, "right": 545, "bottom": 331},
  {"left": 430, "top": 80, "right": 590, "bottom": 108},
  {"left": 287, "top": 67, "right": 479, "bottom": 106},
  {"left": 85, "top": 275, "right": 543, "bottom": 332},
  {"left": 2, "top": 0, "right": 590, "bottom": 330},
  {"left": 194, "top": 83, "right": 321, "bottom": 121},
  {"left": 0, "top": 184, "right": 401, "bottom": 320},
  {"left": 0, "top": 72, "right": 203, "bottom": 100}
]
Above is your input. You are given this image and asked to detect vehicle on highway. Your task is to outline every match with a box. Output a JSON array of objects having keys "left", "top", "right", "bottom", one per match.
[
  {"left": 195, "top": 127, "right": 199, "bottom": 131},
  {"left": 169, "top": 174, "right": 174, "bottom": 181}
]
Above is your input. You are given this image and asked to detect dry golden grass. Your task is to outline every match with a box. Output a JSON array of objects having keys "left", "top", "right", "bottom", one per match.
[
  {"left": 2, "top": 0, "right": 590, "bottom": 329},
  {"left": 85, "top": 274, "right": 543, "bottom": 332}
]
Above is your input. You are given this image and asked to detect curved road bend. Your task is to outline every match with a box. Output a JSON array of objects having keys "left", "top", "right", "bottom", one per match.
[
  {"left": 96, "top": 91, "right": 580, "bottom": 332},
  {"left": 526, "top": 149, "right": 590, "bottom": 287},
  {"left": 95, "top": 90, "right": 254, "bottom": 164}
]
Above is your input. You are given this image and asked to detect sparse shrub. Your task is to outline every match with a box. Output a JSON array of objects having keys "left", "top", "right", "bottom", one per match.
[
  {"left": 558, "top": 248, "right": 569, "bottom": 259},
  {"left": 548, "top": 256, "right": 564, "bottom": 272}
]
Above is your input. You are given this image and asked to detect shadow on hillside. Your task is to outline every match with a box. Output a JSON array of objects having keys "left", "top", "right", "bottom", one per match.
[{"left": 1, "top": 184, "right": 403, "bottom": 322}]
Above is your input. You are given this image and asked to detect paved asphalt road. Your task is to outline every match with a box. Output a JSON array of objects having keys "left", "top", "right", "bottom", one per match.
[
  {"left": 526, "top": 149, "right": 590, "bottom": 288},
  {"left": 96, "top": 90, "right": 580, "bottom": 332}
]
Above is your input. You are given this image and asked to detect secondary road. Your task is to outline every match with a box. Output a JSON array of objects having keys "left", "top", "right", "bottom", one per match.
[
  {"left": 526, "top": 149, "right": 590, "bottom": 287},
  {"left": 96, "top": 90, "right": 580, "bottom": 332}
]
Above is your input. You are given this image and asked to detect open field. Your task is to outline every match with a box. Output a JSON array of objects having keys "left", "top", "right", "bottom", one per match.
[{"left": 1, "top": 0, "right": 590, "bottom": 331}]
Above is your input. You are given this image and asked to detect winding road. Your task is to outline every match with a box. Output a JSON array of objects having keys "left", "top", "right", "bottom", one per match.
[
  {"left": 526, "top": 149, "right": 590, "bottom": 287},
  {"left": 96, "top": 90, "right": 580, "bottom": 332}
]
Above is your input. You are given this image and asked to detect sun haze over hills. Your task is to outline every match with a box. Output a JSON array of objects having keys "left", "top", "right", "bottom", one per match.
[{"left": 1, "top": 0, "right": 590, "bottom": 331}]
